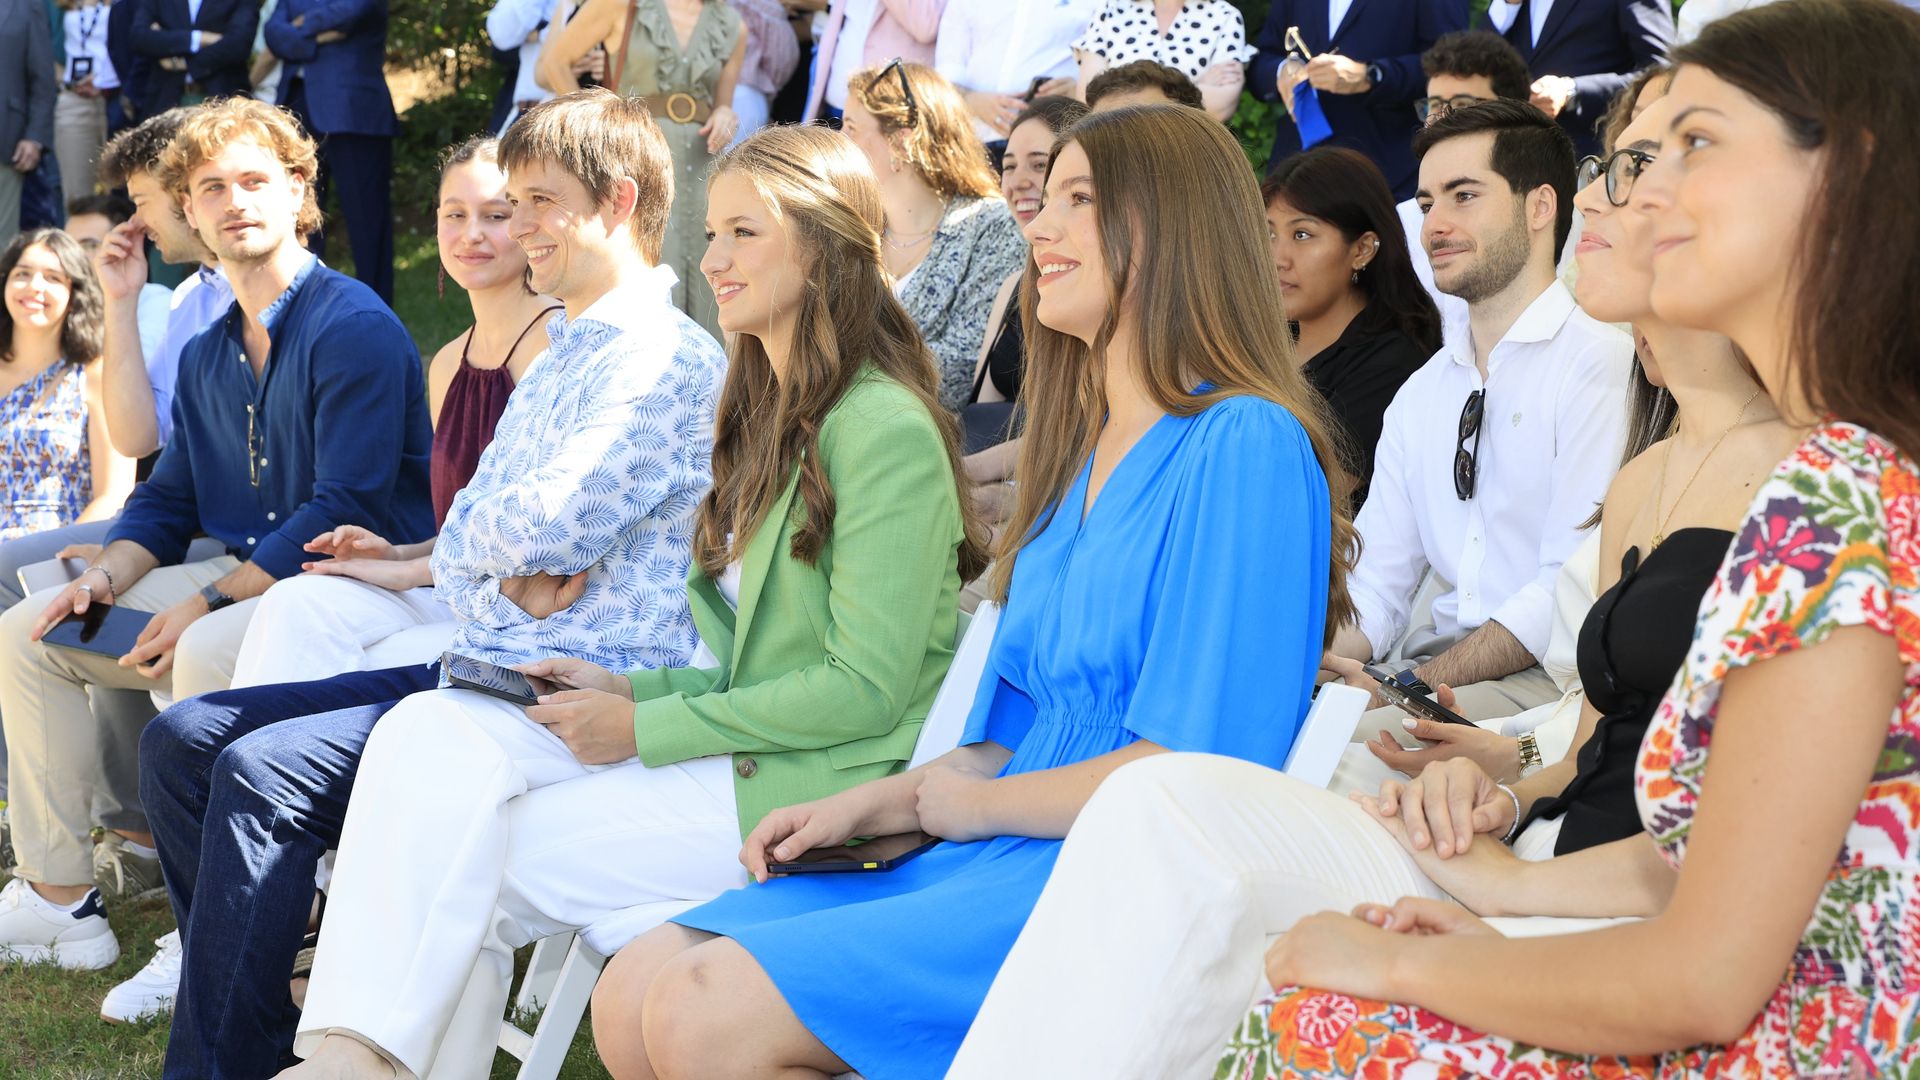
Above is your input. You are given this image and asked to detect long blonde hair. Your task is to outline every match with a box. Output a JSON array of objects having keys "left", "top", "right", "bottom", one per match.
[
  {"left": 991, "top": 106, "right": 1359, "bottom": 642},
  {"left": 692, "top": 125, "right": 989, "bottom": 582},
  {"left": 846, "top": 62, "right": 1001, "bottom": 200}
]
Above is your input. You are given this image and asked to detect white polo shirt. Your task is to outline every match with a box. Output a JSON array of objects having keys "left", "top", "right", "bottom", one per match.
[{"left": 1348, "top": 279, "right": 1632, "bottom": 662}]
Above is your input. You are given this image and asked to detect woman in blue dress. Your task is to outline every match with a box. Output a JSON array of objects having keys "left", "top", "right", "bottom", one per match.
[{"left": 591, "top": 104, "right": 1362, "bottom": 1080}]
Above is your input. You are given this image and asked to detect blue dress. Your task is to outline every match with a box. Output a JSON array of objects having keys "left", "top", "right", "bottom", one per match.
[{"left": 673, "top": 394, "right": 1333, "bottom": 1078}]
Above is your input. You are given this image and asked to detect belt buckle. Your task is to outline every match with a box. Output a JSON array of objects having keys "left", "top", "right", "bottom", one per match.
[{"left": 664, "top": 92, "right": 699, "bottom": 124}]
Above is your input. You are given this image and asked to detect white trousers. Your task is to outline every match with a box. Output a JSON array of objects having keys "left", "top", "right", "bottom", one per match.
[
  {"left": 950, "top": 753, "right": 1633, "bottom": 1080},
  {"left": 231, "top": 575, "right": 456, "bottom": 688},
  {"left": 293, "top": 688, "right": 744, "bottom": 1079}
]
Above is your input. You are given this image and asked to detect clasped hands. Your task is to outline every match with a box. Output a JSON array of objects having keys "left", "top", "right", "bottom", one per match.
[{"left": 1261, "top": 758, "right": 1521, "bottom": 999}]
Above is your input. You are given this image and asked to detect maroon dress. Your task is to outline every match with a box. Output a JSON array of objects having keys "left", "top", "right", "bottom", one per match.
[{"left": 428, "top": 308, "right": 558, "bottom": 525}]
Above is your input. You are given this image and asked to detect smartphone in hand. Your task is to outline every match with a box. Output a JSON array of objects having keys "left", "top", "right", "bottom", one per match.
[{"left": 1362, "top": 664, "right": 1474, "bottom": 727}]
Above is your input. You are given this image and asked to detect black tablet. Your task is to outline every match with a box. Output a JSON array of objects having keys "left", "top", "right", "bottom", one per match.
[
  {"left": 767, "top": 832, "right": 942, "bottom": 875},
  {"left": 441, "top": 651, "right": 555, "bottom": 707},
  {"left": 41, "top": 604, "right": 157, "bottom": 661}
]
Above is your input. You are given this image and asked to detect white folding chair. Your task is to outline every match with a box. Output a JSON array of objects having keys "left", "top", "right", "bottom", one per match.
[
  {"left": 1280, "top": 682, "right": 1371, "bottom": 788},
  {"left": 495, "top": 604, "right": 1001, "bottom": 1079}
]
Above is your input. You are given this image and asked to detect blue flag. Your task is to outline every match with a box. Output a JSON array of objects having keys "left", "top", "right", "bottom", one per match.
[{"left": 1291, "top": 81, "right": 1334, "bottom": 148}]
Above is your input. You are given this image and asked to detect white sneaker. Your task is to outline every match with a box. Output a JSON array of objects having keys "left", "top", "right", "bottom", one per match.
[
  {"left": 101, "top": 930, "right": 182, "bottom": 1023},
  {"left": 0, "top": 877, "right": 120, "bottom": 970}
]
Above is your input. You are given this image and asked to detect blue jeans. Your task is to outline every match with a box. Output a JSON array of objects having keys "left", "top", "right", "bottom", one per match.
[{"left": 141, "top": 663, "right": 437, "bottom": 1080}]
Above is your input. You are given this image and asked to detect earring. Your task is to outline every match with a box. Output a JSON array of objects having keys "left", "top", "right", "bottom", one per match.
[
  {"left": 889, "top": 154, "right": 902, "bottom": 174},
  {"left": 437, "top": 263, "right": 446, "bottom": 298}
]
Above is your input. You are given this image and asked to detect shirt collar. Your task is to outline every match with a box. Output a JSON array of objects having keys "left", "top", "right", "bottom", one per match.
[
  {"left": 197, "top": 263, "right": 226, "bottom": 287},
  {"left": 1442, "top": 279, "right": 1577, "bottom": 370},
  {"left": 251, "top": 254, "right": 321, "bottom": 338},
  {"left": 560, "top": 264, "right": 679, "bottom": 339}
]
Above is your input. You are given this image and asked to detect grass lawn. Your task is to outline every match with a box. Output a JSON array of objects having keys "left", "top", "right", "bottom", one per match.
[{"left": 0, "top": 863, "right": 612, "bottom": 1079}]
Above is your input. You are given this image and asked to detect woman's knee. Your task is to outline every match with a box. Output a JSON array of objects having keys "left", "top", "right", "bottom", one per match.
[{"left": 593, "top": 926, "right": 707, "bottom": 1080}]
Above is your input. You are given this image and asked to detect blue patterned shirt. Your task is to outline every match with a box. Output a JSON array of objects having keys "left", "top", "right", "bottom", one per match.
[{"left": 431, "top": 266, "right": 727, "bottom": 673}]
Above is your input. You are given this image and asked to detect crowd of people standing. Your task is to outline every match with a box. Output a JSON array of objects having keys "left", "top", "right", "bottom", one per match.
[{"left": 2, "top": 1, "right": 1920, "bottom": 1079}]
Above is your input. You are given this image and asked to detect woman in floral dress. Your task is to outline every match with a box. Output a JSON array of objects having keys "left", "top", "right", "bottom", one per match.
[{"left": 1222, "top": 2, "right": 1920, "bottom": 1077}]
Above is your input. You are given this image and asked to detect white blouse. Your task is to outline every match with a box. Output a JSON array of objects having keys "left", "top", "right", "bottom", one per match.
[{"left": 1072, "top": 0, "right": 1253, "bottom": 82}]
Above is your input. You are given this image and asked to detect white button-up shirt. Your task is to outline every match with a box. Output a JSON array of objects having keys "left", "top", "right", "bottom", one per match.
[
  {"left": 936, "top": 0, "right": 1094, "bottom": 142},
  {"left": 1348, "top": 280, "right": 1632, "bottom": 661},
  {"left": 1486, "top": 0, "right": 1554, "bottom": 46}
]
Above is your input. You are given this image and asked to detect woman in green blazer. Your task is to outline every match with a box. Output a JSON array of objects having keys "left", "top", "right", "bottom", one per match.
[{"left": 522, "top": 120, "right": 989, "bottom": 834}]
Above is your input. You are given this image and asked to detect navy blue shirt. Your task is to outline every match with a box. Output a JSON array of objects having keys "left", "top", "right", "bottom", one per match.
[{"left": 108, "top": 257, "right": 435, "bottom": 578}]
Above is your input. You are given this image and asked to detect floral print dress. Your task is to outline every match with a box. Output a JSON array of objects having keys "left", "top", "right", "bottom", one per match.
[
  {"left": 1220, "top": 421, "right": 1920, "bottom": 1080},
  {"left": 1, "top": 362, "right": 92, "bottom": 541}
]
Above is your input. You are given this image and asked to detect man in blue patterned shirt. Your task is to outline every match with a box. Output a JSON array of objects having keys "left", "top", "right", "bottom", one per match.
[{"left": 126, "top": 90, "right": 728, "bottom": 1079}]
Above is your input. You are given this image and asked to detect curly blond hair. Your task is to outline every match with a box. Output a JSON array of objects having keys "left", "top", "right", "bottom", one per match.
[{"left": 158, "top": 97, "right": 324, "bottom": 238}]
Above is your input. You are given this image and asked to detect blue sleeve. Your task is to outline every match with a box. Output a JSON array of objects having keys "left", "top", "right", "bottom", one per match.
[
  {"left": 1247, "top": 0, "right": 1291, "bottom": 103},
  {"left": 300, "top": 0, "right": 384, "bottom": 38},
  {"left": 960, "top": 660, "right": 1038, "bottom": 754},
  {"left": 1368, "top": 0, "right": 1468, "bottom": 104},
  {"left": 1117, "top": 399, "right": 1333, "bottom": 768},
  {"left": 192, "top": 0, "right": 260, "bottom": 69},
  {"left": 263, "top": 0, "right": 317, "bottom": 63},
  {"left": 249, "top": 310, "right": 423, "bottom": 579}
]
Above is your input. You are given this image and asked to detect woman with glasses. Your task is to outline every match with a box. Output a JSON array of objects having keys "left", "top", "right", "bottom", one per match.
[
  {"left": 841, "top": 60, "right": 1027, "bottom": 414},
  {"left": 948, "top": 69, "right": 1796, "bottom": 1079},
  {"left": 1228, "top": 1, "right": 1920, "bottom": 1075},
  {"left": 540, "top": 0, "right": 747, "bottom": 337},
  {"left": 1263, "top": 146, "right": 1439, "bottom": 511},
  {"left": 600, "top": 103, "right": 1355, "bottom": 1080}
]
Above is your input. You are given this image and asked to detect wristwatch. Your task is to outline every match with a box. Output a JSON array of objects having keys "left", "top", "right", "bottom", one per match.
[
  {"left": 1366, "top": 61, "right": 1385, "bottom": 90},
  {"left": 1516, "top": 731, "right": 1543, "bottom": 777},
  {"left": 199, "top": 582, "right": 238, "bottom": 613}
]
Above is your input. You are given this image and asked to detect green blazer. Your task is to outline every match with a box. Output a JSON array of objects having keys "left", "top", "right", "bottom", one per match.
[{"left": 627, "top": 369, "right": 965, "bottom": 837}]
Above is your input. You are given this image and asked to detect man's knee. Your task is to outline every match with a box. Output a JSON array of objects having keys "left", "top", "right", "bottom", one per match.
[{"left": 141, "top": 694, "right": 238, "bottom": 797}]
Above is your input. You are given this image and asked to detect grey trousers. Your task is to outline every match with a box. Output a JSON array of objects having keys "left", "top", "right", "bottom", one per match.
[
  {"left": 0, "top": 520, "right": 224, "bottom": 830},
  {"left": 0, "top": 164, "right": 22, "bottom": 251}
]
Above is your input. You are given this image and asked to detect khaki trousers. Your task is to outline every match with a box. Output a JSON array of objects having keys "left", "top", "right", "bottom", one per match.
[{"left": 0, "top": 555, "right": 255, "bottom": 884}]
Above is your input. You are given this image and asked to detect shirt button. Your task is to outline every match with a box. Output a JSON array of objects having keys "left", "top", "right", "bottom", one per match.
[
  {"left": 736, "top": 757, "right": 758, "bottom": 779},
  {"left": 266, "top": 512, "right": 277, "bottom": 522},
  {"left": 246, "top": 536, "right": 257, "bottom": 546},
  {"left": 259, "top": 457, "right": 269, "bottom": 468}
]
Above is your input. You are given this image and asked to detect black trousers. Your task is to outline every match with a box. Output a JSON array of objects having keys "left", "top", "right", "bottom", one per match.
[{"left": 284, "top": 78, "right": 395, "bottom": 304}]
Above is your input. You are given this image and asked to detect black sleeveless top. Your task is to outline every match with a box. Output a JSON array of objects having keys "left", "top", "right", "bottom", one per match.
[{"left": 1525, "top": 527, "right": 1734, "bottom": 855}]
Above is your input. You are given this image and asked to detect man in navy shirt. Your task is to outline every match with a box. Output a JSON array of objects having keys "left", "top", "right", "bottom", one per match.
[{"left": 0, "top": 96, "right": 432, "bottom": 971}]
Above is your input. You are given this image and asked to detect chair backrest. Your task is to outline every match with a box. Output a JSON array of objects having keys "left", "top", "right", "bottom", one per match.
[
  {"left": 906, "top": 602, "right": 998, "bottom": 770},
  {"left": 17, "top": 556, "right": 84, "bottom": 596},
  {"left": 1281, "top": 682, "right": 1370, "bottom": 788}
]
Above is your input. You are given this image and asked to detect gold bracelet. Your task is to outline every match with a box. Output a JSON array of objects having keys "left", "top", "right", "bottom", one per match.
[{"left": 1516, "top": 731, "right": 1543, "bottom": 776}]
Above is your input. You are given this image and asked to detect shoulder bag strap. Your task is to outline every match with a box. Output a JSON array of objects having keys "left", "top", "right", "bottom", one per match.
[{"left": 610, "top": 0, "right": 640, "bottom": 91}]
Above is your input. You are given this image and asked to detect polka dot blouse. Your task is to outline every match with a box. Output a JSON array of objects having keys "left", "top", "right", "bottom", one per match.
[{"left": 1073, "top": 0, "right": 1254, "bottom": 82}]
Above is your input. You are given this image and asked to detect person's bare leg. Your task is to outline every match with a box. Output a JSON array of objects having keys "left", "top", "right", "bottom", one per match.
[
  {"left": 271, "top": 1033, "right": 395, "bottom": 1079},
  {"left": 594, "top": 925, "right": 716, "bottom": 1080},
  {"left": 641, "top": 937, "right": 851, "bottom": 1080}
]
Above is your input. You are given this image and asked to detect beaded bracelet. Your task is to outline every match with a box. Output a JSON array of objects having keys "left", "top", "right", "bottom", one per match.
[{"left": 84, "top": 562, "right": 117, "bottom": 599}]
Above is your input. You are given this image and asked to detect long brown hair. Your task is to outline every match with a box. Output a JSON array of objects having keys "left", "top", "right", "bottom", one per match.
[
  {"left": 692, "top": 125, "right": 989, "bottom": 582},
  {"left": 990, "top": 105, "right": 1358, "bottom": 643},
  {"left": 1673, "top": 0, "right": 1920, "bottom": 457},
  {"left": 1, "top": 229, "right": 105, "bottom": 366},
  {"left": 846, "top": 62, "right": 1000, "bottom": 201}
]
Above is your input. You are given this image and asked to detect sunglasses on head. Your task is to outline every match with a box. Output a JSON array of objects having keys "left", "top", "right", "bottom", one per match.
[{"left": 874, "top": 57, "right": 919, "bottom": 128}]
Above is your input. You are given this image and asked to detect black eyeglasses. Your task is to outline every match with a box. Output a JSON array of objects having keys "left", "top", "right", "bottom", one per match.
[
  {"left": 1454, "top": 390, "right": 1484, "bottom": 501},
  {"left": 874, "top": 57, "right": 918, "bottom": 128},
  {"left": 1576, "top": 148, "right": 1655, "bottom": 207},
  {"left": 1414, "top": 94, "right": 1489, "bottom": 123},
  {"left": 246, "top": 402, "right": 262, "bottom": 488}
]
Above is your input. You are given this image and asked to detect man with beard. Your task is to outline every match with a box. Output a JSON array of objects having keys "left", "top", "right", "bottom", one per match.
[
  {"left": 0, "top": 96, "right": 432, "bottom": 971},
  {"left": 1322, "top": 97, "right": 1631, "bottom": 752}
]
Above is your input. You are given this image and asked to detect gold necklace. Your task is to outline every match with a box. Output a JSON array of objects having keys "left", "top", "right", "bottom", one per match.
[{"left": 1650, "top": 387, "right": 1762, "bottom": 548}]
